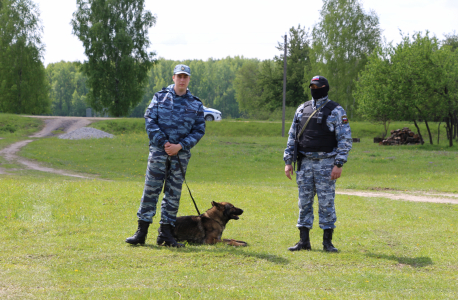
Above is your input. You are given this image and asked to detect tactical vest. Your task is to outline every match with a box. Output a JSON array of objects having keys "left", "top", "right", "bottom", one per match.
[{"left": 297, "top": 100, "right": 339, "bottom": 153}]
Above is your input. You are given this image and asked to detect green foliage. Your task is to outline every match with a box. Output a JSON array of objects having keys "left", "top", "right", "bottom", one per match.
[
  {"left": 355, "top": 32, "right": 458, "bottom": 146},
  {"left": 0, "top": 0, "right": 50, "bottom": 115},
  {"left": 354, "top": 45, "right": 396, "bottom": 137},
  {"left": 443, "top": 31, "right": 458, "bottom": 51},
  {"left": 71, "top": 0, "right": 156, "bottom": 117},
  {"left": 233, "top": 59, "right": 262, "bottom": 114},
  {"left": 0, "top": 123, "right": 16, "bottom": 133},
  {"left": 46, "top": 61, "right": 89, "bottom": 116},
  {"left": 234, "top": 25, "right": 311, "bottom": 117},
  {"left": 275, "top": 25, "right": 312, "bottom": 108},
  {"left": 131, "top": 57, "right": 247, "bottom": 119},
  {"left": 311, "top": 0, "right": 381, "bottom": 118}
]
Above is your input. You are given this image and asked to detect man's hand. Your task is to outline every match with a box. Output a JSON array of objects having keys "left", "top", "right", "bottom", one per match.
[
  {"left": 285, "top": 164, "right": 294, "bottom": 180},
  {"left": 164, "top": 142, "right": 182, "bottom": 156},
  {"left": 330, "top": 166, "right": 342, "bottom": 180}
]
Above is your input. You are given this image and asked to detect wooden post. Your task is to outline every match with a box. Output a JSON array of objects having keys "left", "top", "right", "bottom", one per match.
[{"left": 282, "top": 34, "right": 287, "bottom": 137}]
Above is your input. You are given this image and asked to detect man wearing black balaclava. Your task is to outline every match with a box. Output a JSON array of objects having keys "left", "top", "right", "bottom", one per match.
[{"left": 283, "top": 75, "right": 353, "bottom": 252}]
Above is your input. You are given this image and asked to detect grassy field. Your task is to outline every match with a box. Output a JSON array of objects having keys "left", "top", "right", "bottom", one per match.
[
  {"left": 17, "top": 119, "right": 458, "bottom": 192},
  {"left": 1, "top": 115, "right": 458, "bottom": 299}
]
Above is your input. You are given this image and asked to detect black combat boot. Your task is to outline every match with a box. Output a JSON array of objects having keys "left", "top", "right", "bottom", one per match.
[
  {"left": 157, "top": 224, "right": 184, "bottom": 247},
  {"left": 323, "top": 229, "right": 338, "bottom": 252},
  {"left": 125, "top": 220, "right": 150, "bottom": 245},
  {"left": 288, "top": 227, "right": 311, "bottom": 251}
]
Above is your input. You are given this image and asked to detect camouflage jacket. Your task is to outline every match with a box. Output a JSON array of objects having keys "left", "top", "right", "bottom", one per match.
[
  {"left": 145, "top": 84, "right": 205, "bottom": 153},
  {"left": 284, "top": 96, "right": 352, "bottom": 165}
]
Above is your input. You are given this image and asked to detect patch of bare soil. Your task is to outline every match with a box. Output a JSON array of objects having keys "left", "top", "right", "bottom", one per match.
[
  {"left": 25, "top": 116, "right": 115, "bottom": 138},
  {"left": 337, "top": 190, "right": 458, "bottom": 204},
  {"left": 0, "top": 116, "right": 115, "bottom": 179}
]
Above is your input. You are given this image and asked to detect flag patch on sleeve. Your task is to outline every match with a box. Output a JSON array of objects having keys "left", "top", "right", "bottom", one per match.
[{"left": 342, "top": 115, "right": 349, "bottom": 124}]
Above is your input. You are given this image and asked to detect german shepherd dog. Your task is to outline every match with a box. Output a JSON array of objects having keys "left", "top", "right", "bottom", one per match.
[{"left": 170, "top": 201, "right": 247, "bottom": 246}]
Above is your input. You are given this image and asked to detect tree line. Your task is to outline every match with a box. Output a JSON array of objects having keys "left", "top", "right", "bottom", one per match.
[
  {"left": 0, "top": 0, "right": 50, "bottom": 114},
  {"left": 356, "top": 32, "right": 458, "bottom": 146},
  {"left": 42, "top": 57, "right": 249, "bottom": 118}
]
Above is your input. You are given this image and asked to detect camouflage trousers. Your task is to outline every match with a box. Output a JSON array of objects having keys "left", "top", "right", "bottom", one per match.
[
  {"left": 137, "top": 148, "right": 190, "bottom": 225},
  {"left": 295, "top": 156, "right": 336, "bottom": 230}
]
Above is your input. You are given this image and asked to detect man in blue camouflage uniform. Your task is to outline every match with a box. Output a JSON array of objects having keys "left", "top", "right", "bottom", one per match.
[
  {"left": 126, "top": 64, "right": 205, "bottom": 247},
  {"left": 284, "top": 75, "right": 352, "bottom": 252}
]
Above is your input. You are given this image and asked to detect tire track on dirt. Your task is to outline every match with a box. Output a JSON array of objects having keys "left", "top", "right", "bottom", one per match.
[
  {"left": 0, "top": 116, "right": 114, "bottom": 179},
  {"left": 0, "top": 140, "right": 91, "bottom": 179},
  {"left": 336, "top": 190, "right": 458, "bottom": 204}
]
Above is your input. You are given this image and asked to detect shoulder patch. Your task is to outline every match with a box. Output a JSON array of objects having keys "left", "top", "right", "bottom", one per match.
[
  {"left": 192, "top": 95, "right": 201, "bottom": 102},
  {"left": 159, "top": 87, "right": 167, "bottom": 93},
  {"left": 342, "top": 115, "right": 349, "bottom": 124}
]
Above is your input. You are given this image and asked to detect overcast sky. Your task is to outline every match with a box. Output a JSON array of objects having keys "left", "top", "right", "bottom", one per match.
[{"left": 36, "top": 0, "right": 458, "bottom": 66}]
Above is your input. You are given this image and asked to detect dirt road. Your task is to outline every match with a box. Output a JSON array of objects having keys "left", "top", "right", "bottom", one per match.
[
  {"left": 0, "top": 116, "right": 114, "bottom": 179},
  {"left": 1, "top": 116, "right": 457, "bottom": 203},
  {"left": 27, "top": 116, "right": 115, "bottom": 138},
  {"left": 337, "top": 190, "right": 458, "bottom": 204}
]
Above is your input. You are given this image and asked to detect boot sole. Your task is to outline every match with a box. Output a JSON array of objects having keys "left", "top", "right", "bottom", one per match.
[
  {"left": 157, "top": 238, "right": 184, "bottom": 247},
  {"left": 126, "top": 241, "right": 145, "bottom": 245},
  {"left": 288, "top": 247, "right": 311, "bottom": 251},
  {"left": 125, "top": 239, "right": 145, "bottom": 245},
  {"left": 323, "top": 248, "right": 338, "bottom": 252},
  {"left": 288, "top": 249, "right": 311, "bottom": 251},
  {"left": 157, "top": 242, "right": 185, "bottom": 248},
  {"left": 157, "top": 238, "right": 185, "bottom": 248}
]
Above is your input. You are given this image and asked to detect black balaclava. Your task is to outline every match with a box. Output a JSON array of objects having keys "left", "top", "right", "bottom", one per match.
[{"left": 310, "top": 85, "right": 329, "bottom": 100}]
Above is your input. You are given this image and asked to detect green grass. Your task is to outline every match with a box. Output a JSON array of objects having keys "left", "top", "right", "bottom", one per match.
[
  {"left": 21, "top": 119, "right": 458, "bottom": 192},
  {"left": 0, "top": 113, "right": 43, "bottom": 148},
  {"left": 1, "top": 176, "right": 457, "bottom": 298},
  {"left": 1, "top": 117, "right": 458, "bottom": 298}
]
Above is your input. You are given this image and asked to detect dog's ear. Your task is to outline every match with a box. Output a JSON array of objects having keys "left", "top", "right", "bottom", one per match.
[{"left": 211, "top": 201, "right": 223, "bottom": 208}]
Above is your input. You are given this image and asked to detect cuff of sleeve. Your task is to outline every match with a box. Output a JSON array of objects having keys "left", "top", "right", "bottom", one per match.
[
  {"left": 285, "top": 160, "right": 292, "bottom": 165},
  {"left": 157, "top": 138, "right": 167, "bottom": 148},
  {"left": 334, "top": 159, "right": 345, "bottom": 166},
  {"left": 179, "top": 142, "right": 186, "bottom": 151}
]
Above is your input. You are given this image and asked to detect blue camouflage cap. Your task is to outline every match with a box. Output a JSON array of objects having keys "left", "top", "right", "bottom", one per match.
[{"left": 173, "top": 64, "right": 191, "bottom": 76}]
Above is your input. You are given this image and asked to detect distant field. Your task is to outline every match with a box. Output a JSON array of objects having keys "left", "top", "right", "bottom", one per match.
[
  {"left": 18, "top": 118, "right": 458, "bottom": 192},
  {"left": 1, "top": 115, "right": 458, "bottom": 298}
]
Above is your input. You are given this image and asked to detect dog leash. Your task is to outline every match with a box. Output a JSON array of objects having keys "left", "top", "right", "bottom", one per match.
[{"left": 175, "top": 153, "right": 201, "bottom": 216}]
